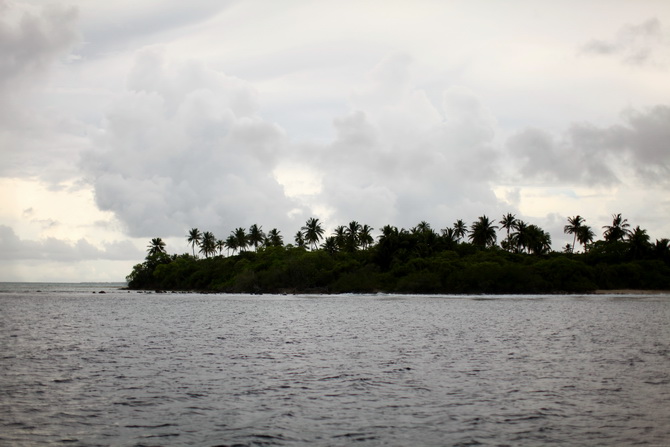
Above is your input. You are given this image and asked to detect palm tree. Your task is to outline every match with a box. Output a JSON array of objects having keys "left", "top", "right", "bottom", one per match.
[
  {"left": 248, "top": 224, "right": 265, "bottom": 251},
  {"left": 654, "top": 238, "right": 670, "bottom": 262},
  {"left": 511, "top": 220, "right": 528, "bottom": 253},
  {"left": 321, "top": 237, "right": 338, "bottom": 255},
  {"left": 216, "top": 239, "right": 225, "bottom": 256},
  {"left": 302, "top": 217, "right": 325, "bottom": 250},
  {"left": 627, "top": 226, "right": 651, "bottom": 260},
  {"left": 147, "top": 237, "right": 166, "bottom": 256},
  {"left": 499, "top": 213, "right": 517, "bottom": 250},
  {"left": 358, "top": 224, "right": 374, "bottom": 249},
  {"left": 526, "top": 224, "right": 552, "bottom": 255},
  {"left": 345, "top": 220, "right": 362, "bottom": 251},
  {"left": 377, "top": 225, "right": 400, "bottom": 253},
  {"left": 186, "top": 228, "right": 201, "bottom": 257},
  {"left": 333, "top": 226, "right": 347, "bottom": 250},
  {"left": 294, "top": 231, "right": 306, "bottom": 248},
  {"left": 233, "top": 227, "right": 248, "bottom": 252},
  {"left": 441, "top": 227, "right": 457, "bottom": 244},
  {"left": 469, "top": 215, "right": 498, "bottom": 247},
  {"left": 603, "top": 213, "right": 631, "bottom": 243},
  {"left": 453, "top": 219, "right": 468, "bottom": 242},
  {"left": 379, "top": 224, "right": 399, "bottom": 241},
  {"left": 225, "top": 234, "right": 239, "bottom": 255},
  {"left": 199, "top": 231, "right": 217, "bottom": 258},
  {"left": 577, "top": 225, "right": 595, "bottom": 251},
  {"left": 564, "top": 215, "right": 585, "bottom": 253},
  {"left": 411, "top": 221, "right": 438, "bottom": 255},
  {"left": 413, "top": 221, "right": 432, "bottom": 234},
  {"left": 537, "top": 227, "right": 552, "bottom": 255},
  {"left": 265, "top": 228, "right": 283, "bottom": 247},
  {"left": 376, "top": 225, "right": 401, "bottom": 269}
]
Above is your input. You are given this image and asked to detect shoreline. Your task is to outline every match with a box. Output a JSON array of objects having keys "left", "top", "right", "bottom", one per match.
[
  {"left": 593, "top": 289, "right": 670, "bottom": 295},
  {"left": 123, "top": 287, "right": 670, "bottom": 296}
]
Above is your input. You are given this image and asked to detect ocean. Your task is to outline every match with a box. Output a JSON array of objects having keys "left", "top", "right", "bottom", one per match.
[{"left": 1, "top": 284, "right": 669, "bottom": 445}]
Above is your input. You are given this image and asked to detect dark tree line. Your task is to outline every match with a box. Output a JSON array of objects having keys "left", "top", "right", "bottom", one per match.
[{"left": 133, "top": 213, "right": 670, "bottom": 294}]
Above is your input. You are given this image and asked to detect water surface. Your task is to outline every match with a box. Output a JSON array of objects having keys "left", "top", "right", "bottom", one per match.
[{"left": 1, "top": 285, "right": 669, "bottom": 445}]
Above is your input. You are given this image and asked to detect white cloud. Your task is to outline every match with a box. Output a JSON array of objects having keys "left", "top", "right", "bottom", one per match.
[
  {"left": 287, "top": 56, "right": 504, "bottom": 231},
  {"left": 81, "top": 48, "right": 306, "bottom": 238}
]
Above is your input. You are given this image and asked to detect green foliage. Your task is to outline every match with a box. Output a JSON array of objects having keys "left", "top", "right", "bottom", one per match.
[
  {"left": 331, "top": 264, "right": 383, "bottom": 293},
  {"left": 534, "top": 257, "right": 597, "bottom": 293},
  {"left": 129, "top": 220, "right": 670, "bottom": 294}
]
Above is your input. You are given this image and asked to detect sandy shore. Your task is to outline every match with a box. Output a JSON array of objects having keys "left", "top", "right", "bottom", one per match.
[{"left": 593, "top": 289, "right": 670, "bottom": 295}]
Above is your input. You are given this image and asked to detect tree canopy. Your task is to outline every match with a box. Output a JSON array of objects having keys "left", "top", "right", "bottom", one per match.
[{"left": 127, "top": 214, "right": 670, "bottom": 294}]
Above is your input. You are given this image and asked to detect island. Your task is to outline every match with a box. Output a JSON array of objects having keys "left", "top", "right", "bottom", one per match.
[{"left": 126, "top": 215, "right": 670, "bottom": 294}]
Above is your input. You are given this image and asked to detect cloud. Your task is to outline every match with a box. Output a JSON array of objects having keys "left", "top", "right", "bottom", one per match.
[
  {"left": 82, "top": 47, "right": 306, "bottom": 238},
  {"left": 581, "top": 18, "right": 668, "bottom": 66},
  {"left": 506, "top": 126, "right": 621, "bottom": 186},
  {"left": 73, "top": 0, "right": 234, "bottom": 59},
  {"left": 609, "top": 105, "right": 670, "bottom": 183},
  {"left": 0, "top": 1, "right": 79, "bottom": 92},
  {"left": 82, "top": 50, "right": 512, "bottom": 237},
  {"left": 3, "top": 0, "right": 670, "bottom": 283},
  {"left": 287, "top": 55, "right": 504, "bottom": 229},
  {"left": 0, "top": 1, "right": 83, "bottom": 184},
  {"left": 0, "top": 224, "right": 142, "bottom": 261},
  {"left": 506, "top": 104, "right": 670, "bottom": 187}
]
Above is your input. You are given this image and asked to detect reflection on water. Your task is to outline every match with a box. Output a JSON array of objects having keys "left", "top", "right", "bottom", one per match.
[{"left": 1, "top": 290, "right": 669, "bottom": 446}]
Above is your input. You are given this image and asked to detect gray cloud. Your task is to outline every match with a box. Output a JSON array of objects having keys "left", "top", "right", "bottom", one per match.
[
  {"left": 0, "top": 1, "right": 83, "bottom": 183},
  {"left": 82, "top": 48, "right": 306, "bottom": 238},
  {"left": 0, "top": 224, "right": 142, "bottom": 261},
  {"left": 609, "top": 105, "right": 670, "bottom": 183},
  {"left": 506, "top": 126, "right": 620, "bottom": 186},
  {"left": 0, "top": 1, "right": 79, "bottom": 90},
  {"left": 506, "top": 104, "right": 670, "bottom": 187},
  {"left": 581, "top": 18, "right": 667, "bottom": 66}
]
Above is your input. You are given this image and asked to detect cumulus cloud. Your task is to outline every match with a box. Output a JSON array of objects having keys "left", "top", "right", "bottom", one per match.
[
  {"left": 0, "top": 224, "right": 142, "bottom": 261},
  {"left": 581, "top": 18, "right": 668, "bottom": 66},
  {"left": 505, "top": 104, "right": 670, "bottom": 187},
  {"left": 83, "top": 50, "right": 514, "bottom": 238},
  {"left": 288, "top": 54, "right": 504, "bottom": 229},
  {"left": 82, "top": 48, "right": 306, "bottom": 238}
]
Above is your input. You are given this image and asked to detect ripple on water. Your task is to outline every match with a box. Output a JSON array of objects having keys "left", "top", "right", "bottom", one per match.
[{"left": 1, "top": 292, "right": 670, "bottom": 445}]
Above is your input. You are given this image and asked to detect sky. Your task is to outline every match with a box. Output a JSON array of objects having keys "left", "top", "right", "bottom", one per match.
[{"left": 1, "top": 0, "right": 670, "bottom": 282}]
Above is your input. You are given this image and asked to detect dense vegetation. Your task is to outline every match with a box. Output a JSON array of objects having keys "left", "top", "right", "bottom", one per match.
[{"left": 127, "top": 214, "right": 670, "bottom": 294}]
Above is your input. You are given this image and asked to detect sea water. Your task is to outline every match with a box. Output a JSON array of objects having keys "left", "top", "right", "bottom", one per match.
[{"left": 1, "top": 284, "right": 669, "bottom": 446}]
